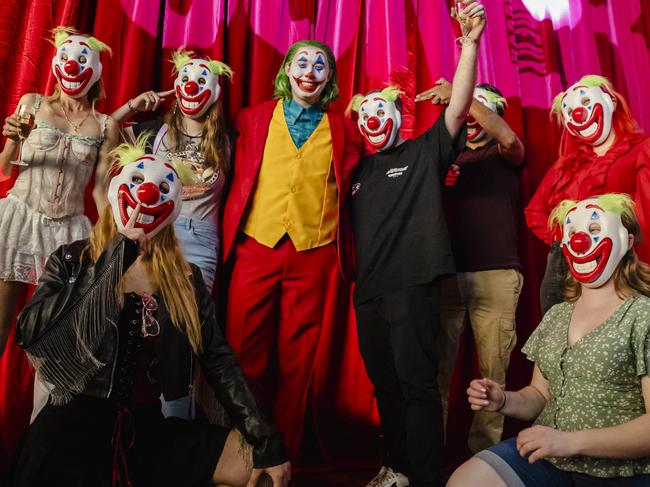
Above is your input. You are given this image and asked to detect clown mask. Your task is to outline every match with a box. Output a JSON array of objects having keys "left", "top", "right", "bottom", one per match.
[
  {"left": 108, "top": 155, "right": 183, "bottom": 238},
  {"left": 51, "top": 35, "right": 103, "bottom": 98},
  {"left": 285, "top": 46, "right": 331, "bottom": 105},
  {"left": 357, "top": 93, "right": 402, "bottom": 151},
  {"left": 174, "top": 59, "right": 222, "bottom": 118},
  {"left": 560, "top": 83, "right": 616, "bottom": 146},
  {"left": 467, "top": 87, "right": 499, "bottom": 142},
  {"left": 561, "top": 198, "right": 629, "bottom": 288}
]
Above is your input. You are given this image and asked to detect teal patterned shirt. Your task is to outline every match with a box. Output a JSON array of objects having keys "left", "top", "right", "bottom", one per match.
[
  {"left": 282, "top": 99, "right": 324, "bottom": 148},
  {"left": 522, "top": 294, "right": 650, "bottom": 478}
]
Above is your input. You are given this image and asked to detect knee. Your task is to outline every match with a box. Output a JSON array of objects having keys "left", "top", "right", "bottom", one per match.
[{"left": 446, "top": 457, "right": 505, "bottom": 487}]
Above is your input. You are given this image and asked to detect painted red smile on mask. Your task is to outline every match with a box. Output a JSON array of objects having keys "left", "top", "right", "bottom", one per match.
[
  {"left": 118, "top": 184, "right": 175, "bottom": 234},
  {"left": 175, "top": 85, "right": 212, "bottom": 116},
  {"left": 54, "top": 65, "right": 94, "bottom": 97},
  {"left": 466, "top": 115, "right": 484, "bottom": 141},
  {"left": 360, "top": 118, "right": 394, "bottom": 150},
  {"left": 565, "top": 103, "right": 605, "bottom": 144},
  {"left": 562, "top": 237, "right": 613, "bottom": 284}
]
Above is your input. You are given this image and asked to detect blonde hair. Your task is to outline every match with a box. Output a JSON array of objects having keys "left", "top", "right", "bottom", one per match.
[
  {"left": 549, "top": 194, "right": 650, "bottom": 301},
  {"left": 85, "top": 206, "right": 203, "bottom": 353}
]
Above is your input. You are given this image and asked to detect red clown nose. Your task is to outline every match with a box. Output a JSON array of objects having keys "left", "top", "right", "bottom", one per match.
[
  {"left": 569, "top": 231, "right": 591, "bottom": 254},
  {"left": 136, "top": 182, "right": 160, "bottom": 206},
  {"left": 184, "top": 81, "right": 199, "bottom": 96},
  {"left": 63, "top": 60, "right": 80, "bottom": 76},
  {"left": 571, "top": 107, "right": 588, "bottom": 124},
  {"left": 367, "top": 116, "right": 381, "bottom": 130}
]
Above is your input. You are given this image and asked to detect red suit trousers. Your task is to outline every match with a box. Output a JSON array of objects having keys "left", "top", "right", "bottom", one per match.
[{"left": 226, "top": 234, "right": 341, "bottom": 456}]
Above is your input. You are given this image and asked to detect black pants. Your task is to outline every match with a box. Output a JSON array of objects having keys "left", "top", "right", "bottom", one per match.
[
  {"left": 355, "top": 283, "right": 443, "bottom": 487},
  {"left": 539, "top": 242, "right": 568, "bottom": 315}
]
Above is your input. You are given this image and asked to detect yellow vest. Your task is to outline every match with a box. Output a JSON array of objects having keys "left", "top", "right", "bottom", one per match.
[{"left": 242, "top": 101, "right": 337, "bottom": 251}]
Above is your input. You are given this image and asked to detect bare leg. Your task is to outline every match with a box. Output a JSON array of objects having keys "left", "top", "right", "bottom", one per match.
[
  {"left": 446, "top": 457, "right": 508, "bottom": 487},
  {"left": 0, "top": 280, "right": 26, "bottom": 356},
  {"left": 212, "top": 430, "right": 273, "bottom": 487}
]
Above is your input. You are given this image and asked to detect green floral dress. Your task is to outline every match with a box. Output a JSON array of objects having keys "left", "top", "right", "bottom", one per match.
[{"left": 522, "top": 294, "right": 650, "bottom": 478}]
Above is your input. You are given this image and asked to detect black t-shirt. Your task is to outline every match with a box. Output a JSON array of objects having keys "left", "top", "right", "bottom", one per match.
[
  {"left": 350, "top": 113, "right": 465, "bottom": 305},
  {"left": 443, "top": 140, "right": 522, "bottom": 272}
]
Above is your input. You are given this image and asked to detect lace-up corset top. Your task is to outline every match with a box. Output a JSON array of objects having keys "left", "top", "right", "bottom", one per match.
[{"left": 9, "top": 98, "right": 106, "bottom": 219}]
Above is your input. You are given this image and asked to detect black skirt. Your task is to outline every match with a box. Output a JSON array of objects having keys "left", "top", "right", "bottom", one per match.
[{"left": 12, "top": 395, "right": 230, "bottom": 487}]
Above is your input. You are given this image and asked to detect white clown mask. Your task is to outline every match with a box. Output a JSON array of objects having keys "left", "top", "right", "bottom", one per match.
[
  {"left": 51, "top": 35, "right": 103, "bottom": 99},
  {"left": 174, "top": 59, "right": 221, "bottom": 118},
  {"left": 108, "top": 155, "right": 183, "bottom": 238},
  {"left": 467, "top": 87, "right": 499, "bottom": 142},
  {"left": 285, "top": 46, "right": 331, "bottom": 104},
  {"left": 560, "top": 83, "right": 616, "bottom": 146},
  {"left": 561, "top": 198, "right": 629, "bottom": 288},
  {"left": 357, "top": 93, "right": 402, "bottom": 151}
]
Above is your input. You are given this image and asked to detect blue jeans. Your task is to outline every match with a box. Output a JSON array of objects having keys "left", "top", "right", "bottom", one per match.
[
  {"left": 476, "top": 437, "right": 650, "bottom": 486},
  {"left": 173, "top": 216, "right": 219, "bottom": 292},
  {"left": 163, "top": 217, "right": 219, "bottom": 419}
]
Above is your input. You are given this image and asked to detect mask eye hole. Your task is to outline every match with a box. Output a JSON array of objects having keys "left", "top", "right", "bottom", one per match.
[
  {"left": 567, "top": 107, "right": 573, "bottom": 117},
  {"left": 61, "top": 53, "right": 68, "bottom": 62},
  {"left": 362, "top": 114, "right": 369, "bottom": 122},
  {"left": 132, "top": 174, "right": 144, "bottom": 184},
  {"left": 198, "top": 77, "right": 206, "bottom": 85},
  {"left": 581, "top": 97, "right": 591, "bottom": 106},
  {"left": 181, "top": 75, "right": 189, "bottom": 83},
  {"left": 377, "top": 109, "right": 385, "bottom": 118},
  {"left": 159, "top": 181, "right": 170, "bottom": 194},
  {"left": 589, "top": 222, "right": 601, "bottom": 235},
  {"left": 78, "top": 55, "right": 87, "bottom": 64},
  {"left": 568, "top": 228, "right": 576, "bottom": 238}
]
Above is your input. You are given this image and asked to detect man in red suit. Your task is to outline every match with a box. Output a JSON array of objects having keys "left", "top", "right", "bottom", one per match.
[
  {"left": 221, "top": 40, "right": 359, "bottom": 457},
  {"left": 526, "top": 75, "right": 650, "bottom": 313}
]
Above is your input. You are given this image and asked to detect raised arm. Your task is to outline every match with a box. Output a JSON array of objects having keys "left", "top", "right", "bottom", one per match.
[
  {"left": 467, "top": 364, "right": 549, "bottom": 422},
  {"left": 110, "top": 89, "right": 174, "bottom": 125},
  {"left": 444, "top": 1, "right": 486, "bottom": 137}
]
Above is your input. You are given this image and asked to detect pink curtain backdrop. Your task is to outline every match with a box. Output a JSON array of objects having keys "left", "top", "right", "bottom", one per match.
[{"left": 1, "top": 0, "right": 649, "bottom": 474}]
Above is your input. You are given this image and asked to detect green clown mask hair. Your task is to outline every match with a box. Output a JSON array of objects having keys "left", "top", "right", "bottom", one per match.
[
  {"left": 348, "top": 85, "right": 404, "bottom": 113},
  {"left": 550, "top": 75, "right": 613, "bottom": 125},
  {"left": 110, "top": 133, "right": 194, "bottom": 185},
  {"left": 476, "top": 83, "right": 507, "bottom": 116},
  {"left": 170, "top": 49, "right": 234, "bottom": 78},
  {"left": 50, "top": 26, "right": 112, "bottom": 56},
  {"left": 548, "top": 193, "right": 636, "bottom": 235},
  {"left": 273, "top": 40, "right": 338, "bottom": 109}
]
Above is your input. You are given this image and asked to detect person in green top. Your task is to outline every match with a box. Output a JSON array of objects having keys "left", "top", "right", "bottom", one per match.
[{"left": 448, "top": 193, "right": 650, "bottom": 487}]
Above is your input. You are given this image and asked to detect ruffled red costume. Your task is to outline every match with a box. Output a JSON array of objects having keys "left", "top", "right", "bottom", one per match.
[{"left": 526, "top": 131, "right": 650, "bottom": 263}]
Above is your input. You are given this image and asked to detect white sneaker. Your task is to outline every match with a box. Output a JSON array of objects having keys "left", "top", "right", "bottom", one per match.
[{"left": 366, "top": 466, "right": 410, "bottom": 487}]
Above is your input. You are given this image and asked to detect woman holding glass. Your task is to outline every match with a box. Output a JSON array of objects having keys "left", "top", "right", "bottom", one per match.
[{"left": 0, "top": 26, "right": 118, "bottom": 355}]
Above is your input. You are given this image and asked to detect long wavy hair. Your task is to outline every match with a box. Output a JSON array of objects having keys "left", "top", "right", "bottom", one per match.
[
  {"left": 273, "top": 40, "right": 338, "bottom": 109},
  {"left": 84, "top": 206, "right": 203, "bottom": 353},
  {"left": 164, "top": 99, "right": 230, "bottom": 174},
  {"left": 549, "top": 193, "right": 650, "bottom": 301}
]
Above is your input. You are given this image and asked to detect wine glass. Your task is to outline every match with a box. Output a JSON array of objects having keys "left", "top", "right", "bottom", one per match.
[
  {"left": 10, "top": 104, "right": 36, "bottom": 166},
  {"left": 455, "top": 1, "right": 469, "bottom": 38}
]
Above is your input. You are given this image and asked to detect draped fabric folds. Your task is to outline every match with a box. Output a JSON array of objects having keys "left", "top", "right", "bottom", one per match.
[{"left": 1, "top": 0, "right": 649, "bottom": 473}]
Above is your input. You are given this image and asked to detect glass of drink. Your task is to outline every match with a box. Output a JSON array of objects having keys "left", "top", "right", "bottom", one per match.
[
  {"left": 10, "top": 104, "right": 36, "bottom": 166},
  {"left": 456, "top": 1, "right": 469, "bottom": 38}
]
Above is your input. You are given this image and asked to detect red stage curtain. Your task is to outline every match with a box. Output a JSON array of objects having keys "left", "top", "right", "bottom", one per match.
[{"left": 1, "top": 0, "right": 650, "bottom": 474}]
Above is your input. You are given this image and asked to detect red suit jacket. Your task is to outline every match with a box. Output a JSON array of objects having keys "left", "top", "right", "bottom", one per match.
[
  {"left": 525, "top": 132, "right": 650, "bottom": 263},
  {"left": 222, "top": 99, "right": 360, "bottom": 278}
]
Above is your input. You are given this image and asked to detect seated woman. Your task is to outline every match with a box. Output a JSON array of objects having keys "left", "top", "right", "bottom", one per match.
[
  {"left": 12, "top": 136, "right": 290, "bottom": 487},
  {"left": 448, "top": 193, "right": 650, "bottom": 487}
]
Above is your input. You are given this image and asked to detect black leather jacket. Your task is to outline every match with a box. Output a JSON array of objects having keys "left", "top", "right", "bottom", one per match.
[{"left": 16, "top": 234, "right": 287, "bottom": 468}]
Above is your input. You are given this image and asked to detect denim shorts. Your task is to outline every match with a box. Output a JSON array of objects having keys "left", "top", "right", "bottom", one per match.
[
  {"left": 173, "top": 216, "right": 219, "bottom": 292},
  {"left": 476, "top": 437, "right": 650, "bottom": 487}
]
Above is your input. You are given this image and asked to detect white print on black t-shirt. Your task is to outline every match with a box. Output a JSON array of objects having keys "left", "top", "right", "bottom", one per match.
[
  {"left": 351, "top": 182, "right": 361, "bottom": 196},
  {"left": 386, "top": 166, "right": 409, "bottom": 178}
]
